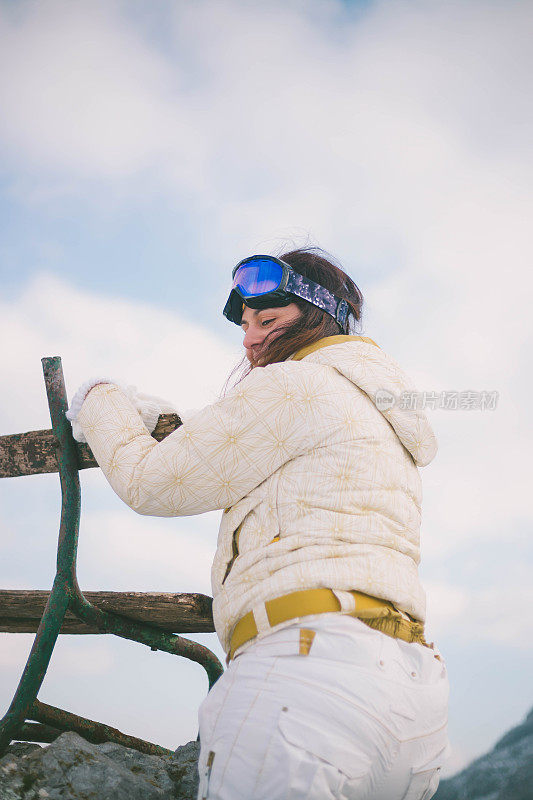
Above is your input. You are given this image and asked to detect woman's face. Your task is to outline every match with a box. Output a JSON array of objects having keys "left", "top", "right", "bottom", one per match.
[{"left": 241, "top": 302, "right": 301, "bottom": 363}]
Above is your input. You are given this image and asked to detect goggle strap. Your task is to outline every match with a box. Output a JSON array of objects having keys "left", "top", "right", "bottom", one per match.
[{"left": 285, "top": 272, "right": 350, "bottom": 332}]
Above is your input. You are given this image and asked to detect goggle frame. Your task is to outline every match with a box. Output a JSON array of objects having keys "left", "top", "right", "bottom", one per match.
[{"left": 223, "top": 254, "right": 350, "bottom": 333}]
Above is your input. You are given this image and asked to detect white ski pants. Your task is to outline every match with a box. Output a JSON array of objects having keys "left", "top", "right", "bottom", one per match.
[{"left": 197, "top": 614, "right": 450, "bottom": 800}]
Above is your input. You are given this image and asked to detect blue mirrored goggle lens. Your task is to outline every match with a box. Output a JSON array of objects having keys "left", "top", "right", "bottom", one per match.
[{"left": 232, "top": 259, "right": 283, "bottom": 297}]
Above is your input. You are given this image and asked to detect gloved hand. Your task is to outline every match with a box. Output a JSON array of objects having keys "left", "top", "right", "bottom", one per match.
[{"left": 66, "top": 378, "right": 178, "bottom": 443}]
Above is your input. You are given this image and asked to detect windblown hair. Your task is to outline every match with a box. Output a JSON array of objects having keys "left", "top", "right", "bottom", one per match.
[{"left": 226, "top": 247, "right": 364, "bottom": 388}]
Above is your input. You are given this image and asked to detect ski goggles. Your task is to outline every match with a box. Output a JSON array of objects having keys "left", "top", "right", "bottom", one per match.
[{"left": 223, "top": 255, "right": 350, "bottom": 332}]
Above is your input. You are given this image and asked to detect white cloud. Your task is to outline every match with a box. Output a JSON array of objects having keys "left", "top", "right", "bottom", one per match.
[
  {"left": 77, "top": 508, "right": 218, "bottom": 594},
  {"left": 0, "top": 635, "right": 34, "bottom": 669},
  {"left": 0, "top": 0, "right": 206, "bottom": 187},
  {"left": 424, "top": 581, "right": 470, "bottom": 637},
  {"left": 1, "top": 1, "right": 531, "bottom": 200},
  {"left": 0, "top": 634, "right": 113, "bottom": 675},
  {"left": 0, "top": 272, "right": 239, "bottom": 433},
  {"left": 2, "top": 0, "right": 531, "bottom": 386},
  {"left": 425, "top": 579, "right": 533, "bottom": 650}
]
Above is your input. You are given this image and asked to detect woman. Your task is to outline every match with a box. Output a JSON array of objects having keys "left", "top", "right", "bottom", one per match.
[{"left": 67, "top": 248, "right": 450, "bottom": 800}]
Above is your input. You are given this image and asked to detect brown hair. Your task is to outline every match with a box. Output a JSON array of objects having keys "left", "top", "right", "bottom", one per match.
[{"left": 226, "top": 247, "right": 364, "bottom": 386}]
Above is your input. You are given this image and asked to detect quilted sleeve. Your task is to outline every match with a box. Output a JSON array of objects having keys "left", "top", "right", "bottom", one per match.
[{"left": 76, "top": 362, "right": 334, "bottom": 516}]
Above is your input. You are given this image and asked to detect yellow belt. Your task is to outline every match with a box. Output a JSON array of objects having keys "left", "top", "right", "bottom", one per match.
[{"left": 228, "top": 588, "right": 429, "bottom": 661}]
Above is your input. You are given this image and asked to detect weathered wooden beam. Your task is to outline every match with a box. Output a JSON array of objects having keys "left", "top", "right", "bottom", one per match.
[
  {"left": 0, "top": 414, "right": 182, "bottom": 479},
  {"left": 0, "top": 590, "right": 214, "bottom": 634}
]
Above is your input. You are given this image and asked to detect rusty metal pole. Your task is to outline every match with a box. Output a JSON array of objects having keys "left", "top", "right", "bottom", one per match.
[{"left": 0, "top": 357, "right": 79, "bottom": 754}]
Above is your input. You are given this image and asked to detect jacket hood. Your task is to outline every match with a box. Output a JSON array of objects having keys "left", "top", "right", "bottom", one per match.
[{"left": 291, "top": 335, "right": 438, "bottom": 467}]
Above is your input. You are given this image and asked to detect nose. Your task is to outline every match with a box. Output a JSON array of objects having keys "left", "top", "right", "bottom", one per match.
[{"left": 243, "top": 323, "right": 265, "bottom": 352}]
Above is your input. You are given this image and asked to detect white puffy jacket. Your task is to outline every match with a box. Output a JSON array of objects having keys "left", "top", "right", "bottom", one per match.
[{"left": 76, "top": 335, "right": 437, "bottom": 654}]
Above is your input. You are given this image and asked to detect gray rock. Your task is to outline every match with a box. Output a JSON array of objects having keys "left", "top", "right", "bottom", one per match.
[
  {"left": 168, "top": 742, "right": 203, "bottom": 800},
  {"left": 2, "top": 743, "right": 42, "bottom": 758},
  {"left": 0, "top": 731, "right": 200, "bottom": 800}
]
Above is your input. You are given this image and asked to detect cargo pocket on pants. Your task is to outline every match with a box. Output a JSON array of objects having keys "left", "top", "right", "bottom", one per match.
[
  {"left": 263, "top": 705, "right": 373, "bottom": 799},
  {"left": 399, "top": 766, "right": 441, "bottom": 800}
]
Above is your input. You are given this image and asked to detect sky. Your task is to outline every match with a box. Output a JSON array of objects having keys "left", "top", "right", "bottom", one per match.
[{"left": 0, "top": 0, "right": 532, "bottom": 778}]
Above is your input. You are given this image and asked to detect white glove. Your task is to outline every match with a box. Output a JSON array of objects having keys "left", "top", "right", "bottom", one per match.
[{"left": 66, "top": 378, "right": 178, "bottom": 443}]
